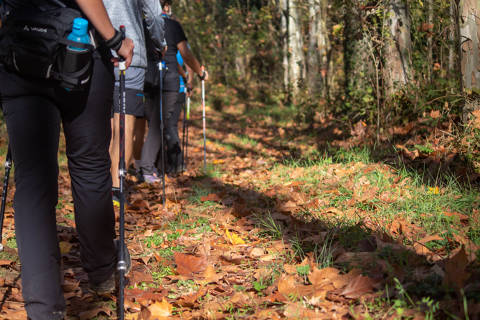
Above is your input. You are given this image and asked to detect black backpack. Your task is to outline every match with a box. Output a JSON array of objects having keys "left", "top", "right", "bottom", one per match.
[{"left": 0, "top": 2, "right": 94, "bottom": 90}]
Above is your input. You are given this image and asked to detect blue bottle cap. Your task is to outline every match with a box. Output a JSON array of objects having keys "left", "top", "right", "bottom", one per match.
[{"left": 72, "top": 18, "right": 88, "bottom": 36}]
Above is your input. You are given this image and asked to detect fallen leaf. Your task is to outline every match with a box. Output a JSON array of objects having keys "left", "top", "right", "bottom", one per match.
[
  {"left": 443, "top": 246, "right": 470, "bottom": 290},
  {"left": 225, "top": 229, "right": 245, "bottom": 245},
  {"left": 174, "top": 253, "right": 207, "bottom": 277},
  {"left": 443, "top": 211, "right": 469, "bottom": 222},
  {"left": 200, "top": 193, "right": 221, "bottom": 202},
  {"left": 147, "top": 298, "right": 173, "bottom": 319},
  {"left": 339, "top": 274, "right": 375, "bottom": 299},
  {"left": 202, "top": 265, "right": 221, "bottom": 283},
  {"left": 0, "top": 260, "right": 13, "bottom": 266},
  {"left": 249, "top": 247, "right": 265, "bottom": 258},
  {"left": 59, "top": 241, "right": 73, "bottom": 255},
  {"left": 278, "top": 275, "right": 299, "bottom": 296},
  {"left": 413, "top": 235, "right": 444, "bottom": 255},
  {"left": 308, "top": 267, "right": 341, "bottom": 287},
  {"left": 79, "top": 306, "right": 112, "bottom": 320}
]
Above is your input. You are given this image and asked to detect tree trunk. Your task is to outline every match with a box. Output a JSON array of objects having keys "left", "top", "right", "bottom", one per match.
[
  {"left": 449, "top": 0, "right": 458, "bottom": 74},
  {"left": 288, "top": 0, "right": 305, "bottom": 93},
  {"left": 344, "top": 0, "right": 374, "bottom": 107},
  {"left": 427, "top": 0, "right": 433, "bottom": 81},
  {"left": 280, "top": 0, "right": 290, "bottom": 92},
  {"left": 306, "top": 0, "right": 329, "bottom": 96},
  {"left": 460, "top": 0, "right": 480, "bottom": 118},
  {"left": 383, "top": 0, "right": 412, "bottom": 98}
]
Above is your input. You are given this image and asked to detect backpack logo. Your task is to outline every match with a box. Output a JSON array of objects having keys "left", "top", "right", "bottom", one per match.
[{"left": 23, "top": 25, "right": 47, "bottom": 33}]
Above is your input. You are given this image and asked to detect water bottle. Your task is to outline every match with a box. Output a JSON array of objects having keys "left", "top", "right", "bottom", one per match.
[{"left": 62, "top": 18, "right": 91, "bottom": 89}]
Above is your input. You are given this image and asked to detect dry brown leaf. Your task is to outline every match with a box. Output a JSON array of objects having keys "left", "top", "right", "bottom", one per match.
[
  {"left": 59, "top": 241, "right": 73, "bottom": 255},
  {"left": 254, "top": 309, "right": 282, "bottom": 320},
  {"left": 308, "top": 267, "right": 341, "bottom": 287},
  {"left": 146, "top": 299, "right": 173, "bottom": 319},
  {"left": 443, "top": 211, "right": 469, "bottom": 222},
  {"left": 249, "top": 247, "right": 265, "bottom": 258},
  {"left": 283, "top": 264, "right": 298, "bottom": 275},
  {"left": 278, "top": 200, "right": 297, "bottom": 213},
  {"left": 284, "top": 303, "right": 320, "bottom": 319},
  {"left": 79, "top": 306, "right": 112, "bottom": 320},
  {"left": 413, "top": 235, "right": 444, "bottom": 256},
  {"left": 0, "top": 260, "right": 13, "bottom": 266},
  {"left": 177, "top": 287, "right": 207, "bottom": 308},
  {"left": 202, "top": 265, "right": 221, "bottom": 283},
  {"left": 200, "top": 193, "right": 221, "bottom": 202},
  {"left": 339, "top": 274, "right": 375, "bottom": 299},
  {"left": 278, "top": 275, "right": 300, "bottom": 296},
  {"left": 443, "top": 246, "right": 470, "bottom": 290},
  {"left": 174, "top": 253, "right": 207, "bottom": 277}
]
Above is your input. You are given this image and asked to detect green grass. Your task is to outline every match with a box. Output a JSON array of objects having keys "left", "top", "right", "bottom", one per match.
[
  {"left": 145, "top": 232, "right": 164, "bottom": 248},
  {"left": 0, "top": 250, "right": 17, "bottom": 262},
  {"left": 6, "top": 237, "right": 17, "bottom": 249},
  {"left": 187, "top": 184, "right": 212, "bottom": 204},
  {"left": 157, "top": 245, "right": 185, "bottom": 259},
  {"left": 232, "top": 134, "right": 258, "bottom": 147},
  {"left": 255, "top": 212, "right": 283, "bottom": 240},
  {"left": 152, "top": 266, "right": 175, "bottom": 281}
]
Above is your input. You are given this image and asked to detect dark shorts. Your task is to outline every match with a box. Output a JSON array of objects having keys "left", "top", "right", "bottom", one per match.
[{"left": 112, "top": 87, "right": 145, "bottom": 118}]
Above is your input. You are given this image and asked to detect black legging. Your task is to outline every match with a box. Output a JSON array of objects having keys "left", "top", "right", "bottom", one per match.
[
  {"left": 140, "top": 90, "right": 181, "bottom": 175},
  {"left": 0, "top": 50, "right": 116, "bottom": 320}
]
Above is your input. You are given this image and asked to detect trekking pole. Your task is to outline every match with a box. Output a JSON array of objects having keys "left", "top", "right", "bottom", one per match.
[
  {"left": 159, "top": 61, "right": 166, "bottom": 208},
  {"left": 185, "top": 95, "right": 191, "bottom": 169},
  {"left": 182, "top": 93, "right": 186, "bottom": 170},
  {"left": 0, "top": 147, "right": 12, "bottom": 252},
  {"left": 201, "top": 77, "right": 207, "bottom": 171},
  {"left": 117, "top": 25, "right": 127, "bottom": 320}
]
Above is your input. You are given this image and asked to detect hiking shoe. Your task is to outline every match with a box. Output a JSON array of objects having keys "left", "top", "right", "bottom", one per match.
[
  {"left": 89, "top": 240, "right": 131, "bottom": 295},
  {"left": 143, "top": 174, "right": 161, "bottom": 184},
  {"left": 112, "top": 188, "right": 121, "bottom": 207},
  {"left": 112, "top": 193, "right": 120, "bottom": 207}
]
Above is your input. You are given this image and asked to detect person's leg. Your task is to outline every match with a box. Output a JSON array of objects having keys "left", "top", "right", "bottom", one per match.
[
  {"left": 140, "top": 92, "right": 162, "bottom": 179},
  {"left": 162, "top": 91, "right": 182, "bottom": 173},
  {"left": 110, "top": 113, "right": 136, "bottom": 188},
  {"left": 132, "top": 117, "right": 146, "bottom": 163},
  {"left": 61, "top": 56, "right": 116, "bottom": 286},
  {"left": 111, "top": 84, "right": 145, "bottom": 187},
  {"left": 174, "top": 92, "right": 186, "bottom": 170},
  {"left": 3, "top": 94, "right": 65, "bottom": 320}
]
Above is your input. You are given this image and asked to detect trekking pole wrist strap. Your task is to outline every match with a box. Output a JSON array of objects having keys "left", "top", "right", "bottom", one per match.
[{"left": 104, "top": 29, "right": 122, "bottom": 52}]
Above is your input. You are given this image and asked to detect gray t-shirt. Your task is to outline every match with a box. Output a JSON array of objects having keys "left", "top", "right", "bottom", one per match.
[
  {"left": 114, "top": 66, "right": 145, "bottom": 91},
  {"left": 103, "top": 0, "right": 166, "bottom": 69}
]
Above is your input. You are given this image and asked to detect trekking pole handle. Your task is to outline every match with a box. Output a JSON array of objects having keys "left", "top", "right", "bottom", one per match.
[
  {"left": 198, "top": 67, "right": 207, "bottom": 81},
  {"left": 118, "top": 26, "right": 126, "bottom": 71}
]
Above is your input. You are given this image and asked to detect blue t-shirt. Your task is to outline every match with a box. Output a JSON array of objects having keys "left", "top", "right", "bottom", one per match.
[{"left": 176, "top": 51, "right": 186, "bottom": 93}]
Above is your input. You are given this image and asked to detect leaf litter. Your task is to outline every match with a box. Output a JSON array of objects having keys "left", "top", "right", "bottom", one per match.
[{"left": 0, "top": 106, "right": 478, "bottom": 319}]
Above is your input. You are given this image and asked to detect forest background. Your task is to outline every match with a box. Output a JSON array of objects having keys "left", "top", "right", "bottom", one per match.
[{"left": 176, "top": 0, "right": 480, "bottom": 175}]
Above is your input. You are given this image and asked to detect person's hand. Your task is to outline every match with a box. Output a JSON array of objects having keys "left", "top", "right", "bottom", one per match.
[
  {"left": 114, "top": 38, "right": 134, "bottom": 68},
  {"left": 198, "top": 66, "right": 209, "bottom": 81},
  {"left": 187, "top": 84, "right": 193, "bottom": 97}
]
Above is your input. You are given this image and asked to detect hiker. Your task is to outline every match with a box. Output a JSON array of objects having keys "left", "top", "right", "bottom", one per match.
[
  {"left": 140, "top": 0, "right": 208, "bottom": 181},
  {"left": 104, "top": 0, "right": 166, "bottom": 204},
  {"left": 0, "top": 0, "right": 134, "bottom": 319},
  {"left": 167, "top": 49, "right": 194, "bottom": 171}
]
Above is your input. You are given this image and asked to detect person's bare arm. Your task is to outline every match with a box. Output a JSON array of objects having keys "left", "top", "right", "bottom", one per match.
[
  {"left": 178, "top": 63, "right": 187, "bottom": 78},
  {"left": 177, "top": 41, "right": 208, "bottom": 81},
  {"left": 75, "top": 0, "right": 134, "bottom": 67},
  {"left": 186, "top": 65, "right": 194, "bottom": 97}
]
